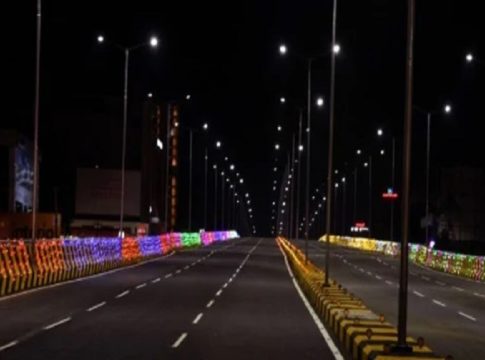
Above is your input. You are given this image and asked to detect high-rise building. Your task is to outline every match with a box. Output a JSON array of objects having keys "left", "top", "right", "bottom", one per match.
[{"left": 142, "top": 102, "right": 180, "bottom": 234}]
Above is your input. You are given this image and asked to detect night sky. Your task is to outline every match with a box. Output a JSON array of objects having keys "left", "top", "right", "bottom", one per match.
[{"left": 4, "top": 1, "right": 485, "bottom": 237}]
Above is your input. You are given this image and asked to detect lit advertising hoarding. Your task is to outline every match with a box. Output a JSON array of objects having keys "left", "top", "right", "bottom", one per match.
[
  {"left": 75, "top": 168, "right": 141, "bottom": 217},
  {"left": 14, "top": 141, "right": 34, "bottom": 211}
]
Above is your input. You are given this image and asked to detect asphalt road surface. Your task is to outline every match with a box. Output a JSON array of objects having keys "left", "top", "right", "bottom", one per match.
[
  {"left": 293, "top": 239, "right": 485, "bottom": 359},
  {"left": 0, "top": 238, "right": 342, "bottom": 359}
]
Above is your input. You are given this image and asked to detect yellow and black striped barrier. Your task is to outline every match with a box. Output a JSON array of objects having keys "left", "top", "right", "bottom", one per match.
[{"left": 277, "top": 237, "right": 449, "bottom": 360}]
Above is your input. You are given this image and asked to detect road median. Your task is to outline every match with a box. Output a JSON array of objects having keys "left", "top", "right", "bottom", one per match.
[{"left": 277, "top": 236, "right": 448, "bottom": 360}]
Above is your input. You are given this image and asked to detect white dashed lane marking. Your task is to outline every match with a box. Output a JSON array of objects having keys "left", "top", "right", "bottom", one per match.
[
  {"left": 0, "top": 341, "right": 19, "bottom": 352},
  {"left": 458, "top": 311, "right": 477, "bottom": 322},
  {"left": 192, "top": 313, "right": 204, "bottom": 325},
  {"left": 87, "top": 301, "right": 107, "bottom": 312},
  {"left": 206, "top": 299, "right": 215, "bottom": 308},
  {"left": 151, "top": 278, "right": 161, "bottom": 284},
  {"left": 115, "top": 290, "right": 130, "bottom": 299},
  {"left": 44, "top": 317, "right": 72, "bottom": 330},
  {"left": 432, "top": 299, "right": 446, "bottom": 307},
  {"left": 171, "top": 333, "right": 188, "bottom": 348},
  {"left": 135, "top": 283, "right": 147, "bottom": 290},
  {"left": 413, "top": 291, "right": 425, "bottom": 298}
]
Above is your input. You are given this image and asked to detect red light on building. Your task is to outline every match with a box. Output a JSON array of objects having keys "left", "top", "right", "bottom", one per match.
[{"left": 382, "top": 187, "right": 398, "bottom": 200}]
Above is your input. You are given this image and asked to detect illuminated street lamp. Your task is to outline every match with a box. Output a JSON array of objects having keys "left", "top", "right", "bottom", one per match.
[
  {"left": 279, "top": 44, "right": 288, "bottom": 55},
  {"left": 97, "top": 34, "right": 159, "bottom": 236}
]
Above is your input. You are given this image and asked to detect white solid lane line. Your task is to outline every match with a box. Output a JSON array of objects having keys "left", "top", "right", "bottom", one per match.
[
  {"left": 432, "top": 299, "right": 446, "bottom": 307},
  {"left": 192, "top": 313, "right": 204, "bottom": 325},
  {"left": 115, "top": 290, "right": 130, "bottom": 299},
  {"left": 44, "top": 317, "right": 72, "bottom": 330},
  {"left": 171, "top": 332, "right": 188, "bottom": 348},
  {"left": 206, "top": 299, "right": 215, "bottom": 308},
  {"left": 458, "top": 311, "right": 477, "bottom": 322},
  {"left": 87, "top": 301, "right": 107, "bottom": 312},
  {"left": 413, "top": 291, "right": 425, "bottom": 298},
  {"left": 278, "top": 243, "right": 344, "bottom": 360},
  {"left": 0, "top": 341, "right": 19, "bottom": 352},
  {"left": 135, "top": 283, "right": 147, "bottom": 290},
  {"left": 151, "top": 278, "right": 161, "bottom": 283}
]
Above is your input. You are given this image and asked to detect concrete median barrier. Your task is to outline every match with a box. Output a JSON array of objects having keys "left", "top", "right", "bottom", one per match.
[
  {"left": 0, "top": 230, "right": 239, "bottom": 298},
  {"left": 277, "top": 237, "right": 446, "bottom": 360}
]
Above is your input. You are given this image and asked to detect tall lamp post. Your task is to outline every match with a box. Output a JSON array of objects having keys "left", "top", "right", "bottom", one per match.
[
  {"left": 32, "top": 0, "right": 42, "bottom": 243},
  {"left": 394, "top": 0, "right": 415, "bottom": 351},
  {"left": 324, "top": 0, "right": 340, "bottom": 286},
  {"left": 97, "top": 34, "right": 158, "bottom": 236}
]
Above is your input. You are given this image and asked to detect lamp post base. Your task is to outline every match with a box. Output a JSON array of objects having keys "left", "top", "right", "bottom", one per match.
[{"left": 390, "top": 344, "right": 413, "bottom": 354}]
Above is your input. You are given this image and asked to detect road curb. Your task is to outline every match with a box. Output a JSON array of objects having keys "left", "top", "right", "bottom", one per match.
[{"left": 277, "top": 237, "right": 448, "bottom": 360}]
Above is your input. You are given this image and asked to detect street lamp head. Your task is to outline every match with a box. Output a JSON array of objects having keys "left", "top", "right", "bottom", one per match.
[
  {"left": 466, "top": 53, "right": 474, "bottom": 63},
  {"left": 356, "top": 149, "right": 362, "bottom": 155},
  {"left": 149, "top": 36, "right": 159, "bottom": 47},
  {"left": 444, "top": 104, "right": 452, "bottom": 114},
  {"left": 277, "top": 125, "right": 283, "bottom": 132},
  {"left": 298, "top": 145, "right": 304, "bottom": 152},
  {"left": 333, "top": 43, "right": 341, "bottom": 54},
  {"left": 147, "top": 92, "right": 153, "bottom": 98},
  {"left": 364, "top": 162, "right": 369, "bottom": 168},
  {"left": 216, "top": 141, "right": 222, "bottom": 148},
  {"left": 279, "top": 44, "right": 288, "bottom": 55},
  {"left": 213, "top": 164, "right": 217, "bottom": 169},
  {"left": 185, "top": 94, "right": 191, "bottom": 100},
  {"left": 221, "top": 171, "right": 225, "bottom": 176},
  {"left": 280, "top": 97, "right": 286, "bottom": 104},
  {"left": 202, "top": 123, "right": 209, "bottom": 131},
  {"left": 377, "top": 128, "right": 383, "bottom": 137},
  {"left": 275, "top": 143, "right": 280, "bottom": 150},
  {"left": 342, "top": 177, "right": 346, "bottom": 183},
  {"left": 273, "top": 167, "right": 278, "bottom": 172},
  {"left": 97, "top": 35, "right": 105, "bottom": 43},
  {"left": 380, "top": 149, "right": 385, "bottom": 155},
  {"left": 239, "top": 178, "right": 244, "bottom": 184},
  {"left": 230, "top": 164, "right": 235, "bottom": 171},
  {"left": 224, "top": 157, "right": 229, "bottom": 161},
  {"left": 316, "top": 97, "right": 325, "bottom": 108}
]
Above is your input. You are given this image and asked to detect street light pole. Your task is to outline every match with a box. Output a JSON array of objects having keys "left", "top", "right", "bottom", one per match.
[
  {"left": 188, "top": 129, "right": 193, "bottom": 231},
  {"left": 304, "top": 59, "right": 313, "bottom": 261},
  {"left": 213, "top": 165, "right": 218, "bottom": 230},
  {"left": 164, "top": 106, "right": 171, "bottom": 232},
  {"left": 368, "top": 155, "right": 373, "bottom": 237},
  {"left": 119, "top": 49, "right": 130, "bottom": 236},
  {"left": 324, "top": 0, "right": 338, "bottom": 286},
  {"left": 221, "top": 173, "right": 225, "bottom": 229},
  {"left": 295, "top": 111, "right": 303, "bottom": 240},
  {"left": 395, "top": 0, "right": 415, "bottom": 351},
  {"left": 289, "top": 135, "right": 296, "bottom": 241},
  {"left": 425, "top": 112, "right": 431, "bottom": 245},
  {"left": 204, "top": 148, "right": 208, "bottom": 229},
  {"left": 32, "top": 0, "right": 42, "bottom": 244},
  {"left": 390, "top": 137, "right": 396, "bottom": 241},
  {"left": 353, "top": 167, "right": 358, "bottom": 224}
]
